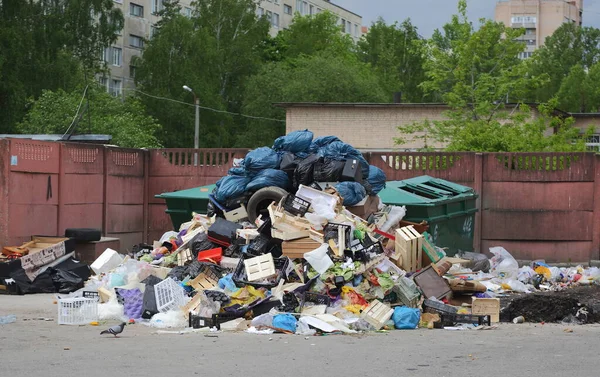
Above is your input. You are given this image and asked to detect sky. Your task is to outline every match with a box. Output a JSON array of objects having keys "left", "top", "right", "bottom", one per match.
[{"left": 334, "top": 0, "right": 600, "bottom": 37}]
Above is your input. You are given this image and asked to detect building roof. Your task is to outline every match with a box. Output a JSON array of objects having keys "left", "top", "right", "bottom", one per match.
[
  {"left": 273, "top": 102, "right": 599, "bottom": 118},
  {"left": 274, "top": 102, "right": 450, "bottom": 108},
  {"left": 328, "top": 1, "right": 362, "bottom": 19},
  {"left": 0, "top": 134, "right": 113, "bottom": 143}
]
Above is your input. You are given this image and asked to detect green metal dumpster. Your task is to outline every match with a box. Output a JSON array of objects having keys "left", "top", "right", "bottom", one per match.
[
  {"left": 378, "top": 176, "right": 478, "bottom": 256},
  {"left": 155, "top": 185, "right": 215, "bottom": 230}
]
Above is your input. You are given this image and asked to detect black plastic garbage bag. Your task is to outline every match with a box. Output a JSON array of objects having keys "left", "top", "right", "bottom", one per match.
[
  {"left": 9, "top": 268, "right": 55, "bottom": 294},
  {"left": 293, "top": 154, "right": 321, "bottom": 188},
  {"left": 335, "top": 181, "right": 367, "bottom": 206},
  {"left": 317, "top": 141, "right": 369, "bottom": 179},
  {"left": 273, "top": 130, "right": 314, "bottom": 154},
  {"left": 313, "top": 158, "right": 345, "bottom": 182},
  {"left": 50, "top": 268, "right": 84, "bottom": 294},
  {"left": 191, "top": 232, "right": 218, "bottom": 257}
]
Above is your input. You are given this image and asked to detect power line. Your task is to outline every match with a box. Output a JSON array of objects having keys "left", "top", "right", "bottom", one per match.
[{"left": 123, "top": 87, "right": 285, "bottom": 123}]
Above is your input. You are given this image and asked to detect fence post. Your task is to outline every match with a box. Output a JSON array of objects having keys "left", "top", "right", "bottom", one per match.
[
  {"left": 57, "top": 143, "right": 65, "bottom": 237},
  {"left": 473, "top": 153, "right": 484, "bottom": 253},
  {"left": 592, "top": 154, "right": 600, "bottom": 261},
  {"left": 143, "top": 149, "right": 149, "bottom": 243},
  {"left": 102, "top": 146, "right": 108, "bottom": 237},
  {"left": 0, "top": 139, "right": 10, "bottom": 247}
]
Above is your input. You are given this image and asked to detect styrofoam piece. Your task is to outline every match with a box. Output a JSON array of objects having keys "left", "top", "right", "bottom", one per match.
[
  {"left": 58, "top": 297, "right": 98, "bottom": 325},
  {"left": 154, "top": 278, "right": 188, "bottom": 313},
  {"left": 244, "top": 254, "right": 276, "bottom": 282},
  {"left": 296, "top": 185, "right": 339, "bottom": 211},
  {"left": 91, "top": 248, "right": 124, "bottom": 275},
  {"left": 224, "top": 204, "right": 248, "bottom": 222}
]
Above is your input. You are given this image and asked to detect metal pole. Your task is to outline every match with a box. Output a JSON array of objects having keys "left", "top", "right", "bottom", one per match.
[{"left": 194, "top": 96, "right": 200, "bottom": 166}]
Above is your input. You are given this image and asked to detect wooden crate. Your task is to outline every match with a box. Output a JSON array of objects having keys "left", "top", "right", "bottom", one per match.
[
  {"left": 177, "top": 248, "right": 193, "bottom": 266},
  {"left": 271, "top": 223, "right": 310, "bottom": 241},
  {"left": 182, "top": 292, "right": 203, "bottom": 316},
  {"left": 190, "top": 271, "right": 218, "bottom": 292},
  {"left": 471, "top": 297, "right": 500, "bottom": 323},
  {"left": 361, "top": 300, "right": 394, "bottom": 330},
  {"left": 393, "top": 226, "right": 423, "bottom": 272},
  {"left": 244, "top": 254, "right": 276, "bottom": 282},
  {"left": 282, "top": 238, "right": 321, "bottom": 259}
]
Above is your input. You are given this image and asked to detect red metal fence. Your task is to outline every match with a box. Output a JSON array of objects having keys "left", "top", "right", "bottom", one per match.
[{"left": 1, "top": 138, "right": 599, "bottom": 263}]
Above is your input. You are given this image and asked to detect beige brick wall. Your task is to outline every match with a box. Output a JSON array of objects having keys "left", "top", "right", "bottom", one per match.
[{"left": 285, "top": 105, "right": 448, "bottom": 150}]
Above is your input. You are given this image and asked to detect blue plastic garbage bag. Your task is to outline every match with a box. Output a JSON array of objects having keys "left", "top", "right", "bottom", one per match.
[
  {"left": 392, "top": 307, "right": 420, "bottom": 329},
  {"left": 335, "top": 181, "right": 367, "bottom": 206},
  {"left": 272, "top": 314, "right": 297, "bottom": 333},
  {"left": 218, "top": 274, "right": 239, "bottom": 292},
  {"left": 273, "top": 130, "right": 314, "bottom": 154},
  {"left": 246, "top": 169, "right": 291, "bottom": 192},
  {"left": 309, "top": 136, "right": 341, "bottom": 153},
  {"left": 367, "top": 165, "right": 387, "bottom": 194},
  {"left": 228, "top": 167, "right": 247, "bottom": 176},
  {"left": 244, "top": 147, "right": 281, "bottom": 173},
  {"left": 317, "top": 141, "right": 369, "bottom": 178},
  {"left": 214, "top": 175, "right": 251, "bottom": 203}
]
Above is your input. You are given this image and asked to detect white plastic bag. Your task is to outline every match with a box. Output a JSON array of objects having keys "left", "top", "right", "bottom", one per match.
[
  {"left": 304, "top": 244, "right": 334, "bottom": 275},
  {"left": 305, "top": 196, "right": 337, "bottom": 230},
  {"left": 379, "top": 206, "right": 407, "bottom": 233},
  {"left": 490, "top": 247, "right": 519, "bottom": 279},
  {"left": 517, "top": 266, "right": 535, "bottom": 283}
]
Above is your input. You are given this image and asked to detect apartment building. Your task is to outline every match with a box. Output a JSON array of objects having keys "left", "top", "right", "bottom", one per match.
[
  {"left": 99, "top": 0, "right": 194, "bottom": 97},
  {"left": 258, "top": 0, "right": 363, "bottom": 40},
  {"left": 495, "top": 0, "right": 583, "bottom": 59}
]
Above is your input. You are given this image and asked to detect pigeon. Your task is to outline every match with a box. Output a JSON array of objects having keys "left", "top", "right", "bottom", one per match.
[{"left": 100, "top": 322, "right": 126, "bottom": 337}]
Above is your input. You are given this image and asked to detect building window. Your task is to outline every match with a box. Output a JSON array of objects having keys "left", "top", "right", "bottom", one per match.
[
  {"left": 511, "top": 15, "right": 536, "bottom": 24},
  {"left": 586, "top": 135, "right": 600, "bottom": 151},
  {"left": 98, "top": 77, "right": 108, "bottom": 90},
  {"left": 272, "top": 12, "right": 280, "bottom": 28},
  {"left": 295, "top": 0, "right": 302, "bottom": 14},
  {"left": 110, "top": 79, "right": 122, "bottom": 97},
  {"left": 130, "top": 34, "right": 144, "bottom": 49},
  {"left": 345, "top": 21, "right": 352, "bottom": 34},
  {"left": 284, "top": 4, "right": 292, "bottom": 15},
  {"left": 130, "top": 65, "right": 137, "bottom": 78},
  {"left": 130, "top": 3, "right": 143, "bottom": 17},
  {"left": 525, "top": 28, "right": 536, "bottom": 35},
  {"left": 266, "top": 10, "right": 272, "bottom": 22},
  {"left": 150, "top": 25, "right": 157, "bottom": 39},
  {"left": 302, "top": 1, "right": 308, "bottom": 15},
  {"left": 316, "top": 7, "right": 321, "bottom": 13},
  {"left": 354, "top": 24, "right": 359, "bottom": 37},
  {"left": 151, "top": 0, "right": 163, "bottom": 14},
  {"left": 518, "top": 51, "right": 533, "bottom": 59},
  {"left": 112, "top": 47, "right": 122, "bottom": 66},
  {"left": 525, "top": 39, "right": 536, "bottom": 46},
  {"left": 274, "top": 0, "right": 279, "bottom": 4},
  {"left": 309, "top": 4, "right": 314, "bottom": 15},
  {"left": 257, "top": 7, "right": 264, "bottom": 17},
  {"left": 102, "top": 48, "right": 110, "bottom": 63},
  {"left": 341, "top": 18, "right": 346, "bottom": 31}
]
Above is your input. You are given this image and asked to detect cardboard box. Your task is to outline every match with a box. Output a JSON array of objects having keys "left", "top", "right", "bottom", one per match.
[
  {"left": 347, "top": 195, "right": 380, "bottom": 219},
  {"left": 471, "top": 297, "right": 500, "bottom": 323}
]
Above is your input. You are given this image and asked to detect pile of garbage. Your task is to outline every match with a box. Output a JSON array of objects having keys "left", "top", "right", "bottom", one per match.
[{"left": 56, "top": 132, "right": 600, "bottom": 331}]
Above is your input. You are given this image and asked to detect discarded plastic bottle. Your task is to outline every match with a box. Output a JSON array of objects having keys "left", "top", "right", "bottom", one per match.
[{"left": 0, "top": 315, "right": 17, "bottom": 324}]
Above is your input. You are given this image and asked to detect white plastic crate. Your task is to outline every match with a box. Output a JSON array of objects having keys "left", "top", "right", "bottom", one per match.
[
  {"left": 58, "top": 297, "right": 98, "bottom": 325},
  {"left": 244, "top": 254, "right": 276, "bottom": 282},
  {"left": 154, "top": 277, "right": 187, "bottom": 313}
]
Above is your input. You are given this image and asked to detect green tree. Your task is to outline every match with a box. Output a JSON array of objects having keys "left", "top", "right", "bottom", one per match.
[
  {"left": 17, "top": 87, "right": 162, "bottom": 148},
  {"left": 358, "top": 18, "right": 426, "bottom": 102},
  {"left": 557, "top": 63, "right": 600, "bottom": 113},
  {"left": 275, "top": 11, "right": 355, "bottom": 60},
  {"left": 135, "top": 0, "right": 270, "bottom": 147},
  {"left": 396, "top": 0, "right": 586, "bottom": 152},
  {"left": 0, "top": 0, "right": 123, "bottom": 133},
  {"left": 529, "top": 23, "right": 600, "bottom": 102},
  {"left": 240, "top": 52, "right": 388, "bottom": 147}
]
